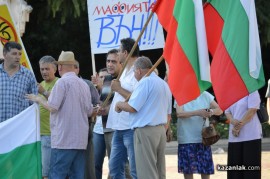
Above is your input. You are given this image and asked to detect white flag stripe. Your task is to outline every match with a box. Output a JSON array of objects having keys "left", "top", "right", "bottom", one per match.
[
  {"left": 193, "top": 0, "right": 211, "bottom": 82},
  {"left": 0, "top": 104, "right": 40, "bottom": 154},
  {"left": 240, "top": 0, "right": 262, "bottom": 79}
]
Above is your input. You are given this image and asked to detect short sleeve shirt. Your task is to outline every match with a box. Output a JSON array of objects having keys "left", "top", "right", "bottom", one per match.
[
  {"left": 225, "top": 91, "right": 262, "bottom": 142},
  {"left": 175, "top": 91, "right": 214, "bottom": 144},
  {"left": 39, "top": 77, "right": 58, "bottom": 135},
  {"left": 48, "top": 72, "right": 93, "bottom": 149},
  {"left": 128, "top": 73, "right": 172, "bottom": 129}
]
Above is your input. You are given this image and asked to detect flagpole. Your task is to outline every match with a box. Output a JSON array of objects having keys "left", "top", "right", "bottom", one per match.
[
  {"left": 145, "top": 55, "right": 164, "bottom": 77},
  {"left": 101, "top": 10, "right": 156, "bottom": 108},
  {"left": 91, "top": 52, "right": 96, "bottom": 75}
]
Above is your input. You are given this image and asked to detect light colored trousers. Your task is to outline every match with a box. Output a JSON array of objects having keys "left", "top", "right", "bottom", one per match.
[{"left": 134, "top": 125, "right": 166, "bottom": 179}]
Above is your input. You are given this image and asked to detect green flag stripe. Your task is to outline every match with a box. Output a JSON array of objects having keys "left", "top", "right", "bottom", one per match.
[
  {"left": 0, "top": 142, "right": 42, "bottom": 179},
  {"left": 173, "top": 0, "right": 211, "bottom": 92},
  {"left": 210, "top": 0, "right": 264, "bottom": 91}
]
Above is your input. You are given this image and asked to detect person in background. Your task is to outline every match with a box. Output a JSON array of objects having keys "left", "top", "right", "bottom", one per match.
[
  {"left": 92, "top": 68, "right": 108, "bottom": 92},
  {"left": 74, "top": 61, "right": 100, "bottom": 179},
  {"left": 175, "top": 91, "right": 222, "bottom": 179},
  {"left": 265, "top": 79, "right": 270, "bottom": 117},
  {"left": 115, "top": 56, "right": 172, "bottom": 179},
  {"left": 26, "top": 51, "right": 93, "bottom": 178},
  {"left": 0, "top": 41, "right": 37, "bottom": 123},
  {"left": 225, "top": 91, "right": 262, "bottom": 179},
  {"left": 92, "top": 68, "right": 111, "bottom": 179},
  {"left": 38, "top": 55, "right": 58, "bottom": 179},
  {"left": 163, "top": 70, "right": 173, "bottom": 142}
]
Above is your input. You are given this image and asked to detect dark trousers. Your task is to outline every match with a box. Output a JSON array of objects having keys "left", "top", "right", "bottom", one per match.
[{"left": 227, "top": 139, "right": 261, "bottom": 179}]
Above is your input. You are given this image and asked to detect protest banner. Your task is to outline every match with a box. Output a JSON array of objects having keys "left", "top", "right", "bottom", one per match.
[{"left": 87, "top": 0, "right": 165, "bottom": 54}]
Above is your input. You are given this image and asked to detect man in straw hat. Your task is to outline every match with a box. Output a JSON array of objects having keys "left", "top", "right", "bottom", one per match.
[{"left": 26, "top": 51, "right": 93, "bottom": 179}]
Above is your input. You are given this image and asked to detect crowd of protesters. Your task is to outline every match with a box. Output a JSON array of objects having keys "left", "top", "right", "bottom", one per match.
[{"left": 1, "top": 40, "right": 268, "bottom": 179}]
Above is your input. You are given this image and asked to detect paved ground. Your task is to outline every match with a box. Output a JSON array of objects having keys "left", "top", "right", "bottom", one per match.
[{"left": 101, "top": 138, "right": 270, "bottom": 178}]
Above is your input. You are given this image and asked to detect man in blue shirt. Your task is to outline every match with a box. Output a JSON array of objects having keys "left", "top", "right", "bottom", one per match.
[
  {"left": 0, "top": 41, "right": 37, "bottom": 122},
  {"left": 115, "top": 56, "right": 172, "bottom": 179}
]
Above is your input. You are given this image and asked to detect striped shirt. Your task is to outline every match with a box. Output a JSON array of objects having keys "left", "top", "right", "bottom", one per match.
[{"left": 0, "top": 64, "right": 38, "bottom": 122}]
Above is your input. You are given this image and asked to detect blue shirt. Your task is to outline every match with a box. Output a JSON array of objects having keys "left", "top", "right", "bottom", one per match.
[
  {"left": 175, "top": 91, "right": 214, "bottom": 144},
  {"left": 128, "top": 73, "right": 172, "bottom": 129},
  {"left": 0, "top": 64, "right": 38, "bottom": 122}
]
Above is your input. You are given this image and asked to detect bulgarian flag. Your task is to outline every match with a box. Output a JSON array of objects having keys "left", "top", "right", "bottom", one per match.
[
  {"left": 204, "top": 0, "right": 265, "bottom": 110},
  {"left": 0, "top": 104, "right": 42, "bottom": 179},
  {"left": 153, "top": 0, "right": 211, "bottom": 106}
]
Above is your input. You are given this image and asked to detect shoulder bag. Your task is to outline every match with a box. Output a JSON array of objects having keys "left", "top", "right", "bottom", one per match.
[{"left": 257, "top": 103, "right": 269, "bottom": 124}]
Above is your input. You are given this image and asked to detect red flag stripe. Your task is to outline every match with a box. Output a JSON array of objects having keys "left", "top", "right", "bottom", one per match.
[
  {"left": 211, "top": 39, "right": 248, "bottom": 110},
  {"left": 203, "top": 3, "right": 224, "bottom": 56},
  {"left": 153, "top": 0, "right": 201, "bottom": 105},
  {"left": 164, "top": 17, "right": 200, "bottom": 105}
]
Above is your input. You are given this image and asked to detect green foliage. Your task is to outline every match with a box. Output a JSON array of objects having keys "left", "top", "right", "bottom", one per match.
[
  {"left": 170, "top": 109, "right": 178, "bottom": 141},
  {"left": 22, "top": 0, "right": 93, "bottom": 82},
  {"left": 262, "top": 123, "right": 270, "bottom": 137},
  {"left": 215, "top": 123, "right": 229, "bottom": 139},
  {"left": 256, "top": 0, "right": 270, "bottom": 46},
  {"left": 47, "top": 0, "right": 86, "bottom": 24},
  {"left": 170, "top": 122, "right": 178, "bottom": 141}
]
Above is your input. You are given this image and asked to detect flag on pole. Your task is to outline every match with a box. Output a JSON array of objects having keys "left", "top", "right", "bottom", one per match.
[
  {"left": 0, "top": 104, "right": 42, "bottom": 179},
  {"left": 204, "top": 0, "right": 265, "bottom": 110},
  {"left": 153, "top": 0, "right": 211, "bottom": 106}
]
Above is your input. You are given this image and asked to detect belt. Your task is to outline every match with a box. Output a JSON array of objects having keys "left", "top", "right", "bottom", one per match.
[{"left": 134, "top": 124, "right": 165, "bottom": 129}]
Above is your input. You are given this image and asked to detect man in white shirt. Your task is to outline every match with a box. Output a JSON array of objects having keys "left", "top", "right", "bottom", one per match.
[{"left": 106, "top": 38, "right": 139, "bottom": 179}]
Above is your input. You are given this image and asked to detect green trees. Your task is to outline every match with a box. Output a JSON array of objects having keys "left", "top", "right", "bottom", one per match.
[{"left": 47, "top": 0, "right": 86, "bottom": 24}]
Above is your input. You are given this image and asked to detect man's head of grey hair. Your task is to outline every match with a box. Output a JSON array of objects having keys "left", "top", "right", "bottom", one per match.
[
  {"left": 134, "top": 56, "right": 153, "bottom": 70},
  {"left": 39, "top": 56, "right": 57, "bottom": 70}
]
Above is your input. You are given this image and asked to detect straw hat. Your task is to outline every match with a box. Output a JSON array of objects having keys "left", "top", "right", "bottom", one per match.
[{"left": 55, "top": 51, "right": 77, "bottom": 65}]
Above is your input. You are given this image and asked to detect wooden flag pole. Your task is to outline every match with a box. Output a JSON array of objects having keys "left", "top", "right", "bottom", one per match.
[
  {"left": 101, "top": 11, "right": 155, "bottom": 108},
  {"left": 145, "top": 55, "right": 164, "bottom": 77},
  {"left": 116, "top": 11, "right": 155, "bottom": 80},
  {"left": 91, "top": 52, "right": 96, "bottom": 75}
]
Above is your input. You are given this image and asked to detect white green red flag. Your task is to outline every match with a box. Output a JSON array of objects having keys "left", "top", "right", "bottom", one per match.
[
  {"left": 204, "top": 0, "right": 265, "bottom": 110},
  {"left": 0, "top": 104, "right": 42, "bottom": 179},
  {"left": 153, "top": 0, "right": 211, "bottom": 106}
]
